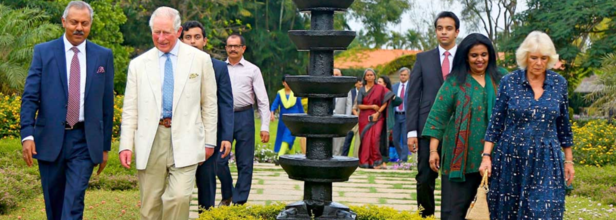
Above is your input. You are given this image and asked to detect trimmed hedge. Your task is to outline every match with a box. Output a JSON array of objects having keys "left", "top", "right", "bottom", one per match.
[
  {"left": 198, "top": 203, "right": 434, "bottom": 220},
  {"left": 377, "top": 54, "right": 417, "bottom": 76}
]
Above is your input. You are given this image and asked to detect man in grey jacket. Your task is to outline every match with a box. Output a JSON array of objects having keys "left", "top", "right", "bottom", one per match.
[{"left": 332, "top": 69, "right": 352, "bottom": 155}]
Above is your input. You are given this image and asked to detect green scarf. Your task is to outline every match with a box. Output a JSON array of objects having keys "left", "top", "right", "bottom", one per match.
[
  {"left": 278, "top": 89, "right": 296, "bottom": 109},
  {"left": 449, "top": 74, "right": 497, "bottom": 182}
]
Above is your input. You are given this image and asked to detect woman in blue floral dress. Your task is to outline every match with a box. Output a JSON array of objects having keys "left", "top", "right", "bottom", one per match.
[{"left": 479, "top": 31, "right": 575, "bottom": 219}]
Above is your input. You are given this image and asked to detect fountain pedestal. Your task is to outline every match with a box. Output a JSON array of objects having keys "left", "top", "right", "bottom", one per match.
[{"left": 276, "top": 0, "right": 358, "bottom": 219}]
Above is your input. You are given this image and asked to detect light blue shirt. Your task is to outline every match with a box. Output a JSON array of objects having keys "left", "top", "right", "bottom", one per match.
[{"left": 157, "top": 43, "right": 180, "bottom": 119}]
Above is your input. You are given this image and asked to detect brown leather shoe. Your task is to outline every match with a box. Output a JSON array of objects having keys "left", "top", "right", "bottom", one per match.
[{"left": 218, "top": 197, "right": 232, "bottom": 207}]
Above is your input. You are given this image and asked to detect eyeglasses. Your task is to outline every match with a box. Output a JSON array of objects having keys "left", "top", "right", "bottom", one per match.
[{"left": 225, "top": 45, "right": 244, "bottom": 49}]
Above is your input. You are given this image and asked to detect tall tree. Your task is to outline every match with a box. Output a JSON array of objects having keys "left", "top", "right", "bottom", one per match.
[
  {"left": 240, "top": 0, "right": 310, "bottom": 99},
  {"left": 348, "top": 0, "right": 412, "bottom": 48},
  {"left": 586, "top": 54, "right": 616, "bottom": 109},
  {"left": 2, "top": 0, "right": 134, "bottom": 94},
  {"left": 404, "top": 29, "right": 423, "bottom": 50},
  {"left": 387, "top": 31, "right": 407, "bottom": 49},
  {"left": 0, "top": 5, "right": 62, "bottom": 94},
  {"left": 501, "top": 0, "right": 616, "bottom": 91},
  {"left": 455, "top": 0, "right": 518, "bottom": 51}
]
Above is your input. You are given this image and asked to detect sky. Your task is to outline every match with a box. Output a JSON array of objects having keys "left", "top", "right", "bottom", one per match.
[{"left": 347, "top": 0, "right": 529, "bottom": 46}]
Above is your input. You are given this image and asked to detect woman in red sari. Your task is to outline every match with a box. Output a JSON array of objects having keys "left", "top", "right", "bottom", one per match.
[{"left": 357, "top": 69, "right": 395, "bottom": 169}]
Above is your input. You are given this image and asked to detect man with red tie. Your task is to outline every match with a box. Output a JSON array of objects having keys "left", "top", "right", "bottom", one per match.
[
  {"left": 391, "top": 67, "right": 410, "bottom": 162},
  {"left": 405, "top": 11, "right": 460, "bottom": 218},
  {"left": 20, "top": 1, "right": 115, "bottom": 219}
]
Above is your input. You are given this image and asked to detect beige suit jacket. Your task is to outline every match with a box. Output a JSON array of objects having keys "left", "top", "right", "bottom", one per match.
[{"left": 119, "top": 42, "right": 218, "bottom": 170}]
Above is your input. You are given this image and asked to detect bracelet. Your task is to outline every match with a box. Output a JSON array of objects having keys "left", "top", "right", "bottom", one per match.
[
  {"left": 430, "top": 150, "right": 438, "bottom": 153},
  {"left": 481, "top": 153, "right": 491, "bottom": 157},
  {"left": 564, "top": 160, "right": 574, "bottom": 164}
]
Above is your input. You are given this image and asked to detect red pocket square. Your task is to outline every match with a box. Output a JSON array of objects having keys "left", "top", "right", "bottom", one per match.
[{"left": 97, "top": 66, "right": 105, "bottom": 73}]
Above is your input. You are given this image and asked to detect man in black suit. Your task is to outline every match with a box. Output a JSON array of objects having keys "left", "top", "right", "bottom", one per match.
[
  {"left": 405, "top": 11, "right": 460, "bottom": 218},
  {"left": 180, "top": 21, "right": 234, "bottom": 211}
]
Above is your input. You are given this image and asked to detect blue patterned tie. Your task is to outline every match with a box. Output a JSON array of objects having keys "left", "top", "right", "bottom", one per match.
[{"left": 162, "top": 53, "right": 174, "bottom": 118}]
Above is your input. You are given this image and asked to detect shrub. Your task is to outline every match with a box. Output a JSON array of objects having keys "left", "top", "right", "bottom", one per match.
[
  {"left": 571, "top": 120, "right": 616, "bottom": 167},
  {"left": 198, "top": 203, "right": 433, "bottom": 220},
  {"left": 113, "top": 95, "right": 124, "bottom": 142},
  {"left": 0, "top": 94, "right": 21, "bottom": 138},
  {"left": 377, "top": 54, "right": 417, "bottom": 76},
  {"left": 88, "top": 174, "right": 138, "bottom": 191},
  {"left": 352, "top": 205, "right": 433, "bottom": 220},
  {"left": 198, "top": 202, "right": 286, "bottom": 220},
  {"left": 0, "top": 94, "right": 123, "bottom": 140},
  {"left": 254, "top": 143, "right": 277, "bottom": 163}
]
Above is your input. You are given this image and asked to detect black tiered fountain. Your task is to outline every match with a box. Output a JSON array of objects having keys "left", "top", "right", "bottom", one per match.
[{"left": 277, "top": 0, "right": 358, "bottom": 219}]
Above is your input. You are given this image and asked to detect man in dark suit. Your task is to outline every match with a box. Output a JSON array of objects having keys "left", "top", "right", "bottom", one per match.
[
  {"left": 180, "top": 20, "right": 234, "bottom": 210},
  {"left": 20, "top": 2, "right": 114, "bottom": 219},
  {"left": 405, "top": 11, "right": 460, "bottom": 218},
  {"left": 392, "top": 67, "right": 410, "bottom": 162}
]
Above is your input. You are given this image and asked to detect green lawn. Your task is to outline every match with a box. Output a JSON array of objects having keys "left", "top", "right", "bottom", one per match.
[{"left": 0, "top": 190, "right": 141, "bottom": 220}]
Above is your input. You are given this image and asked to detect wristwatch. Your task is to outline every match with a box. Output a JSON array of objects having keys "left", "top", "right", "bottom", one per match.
[{"left": 481, "top": 153, "right": 491, "bottom": 157}]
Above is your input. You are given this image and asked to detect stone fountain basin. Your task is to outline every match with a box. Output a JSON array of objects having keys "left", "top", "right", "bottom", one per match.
[
  {"left": 285, "top": 75, "right": 357, "bottom": 98},
  {"left": 292, "top": 0, "right": 355, "bottom": 11},
  {"left": 282, "top": 114, "right": 357, "bottom": 137},
  {"left": 279, "top": 154, "right": 359, "bottom": 182},
  {"left": 289, "top": 30, "right": 356, "bottom": 51}
]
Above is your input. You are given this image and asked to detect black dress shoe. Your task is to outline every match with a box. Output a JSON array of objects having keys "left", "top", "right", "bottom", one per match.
[{"left": 218, "top": 197, "right": 232, "bottom": 207}]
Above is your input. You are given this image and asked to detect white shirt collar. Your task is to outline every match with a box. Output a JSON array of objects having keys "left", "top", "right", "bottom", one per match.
[
  {"left": 438, "top": 44, "right": 457, "bottom": 57},
  {"left": 158, "top": 41, "right": 180, "bottom": 58},
  {"left": 63, "top": 34, "right": 86, "bottom": 54}
]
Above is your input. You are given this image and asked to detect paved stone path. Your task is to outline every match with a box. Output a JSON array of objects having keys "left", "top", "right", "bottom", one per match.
[{"left": 189, "top": 163, "right": 441, "bottom": 219}]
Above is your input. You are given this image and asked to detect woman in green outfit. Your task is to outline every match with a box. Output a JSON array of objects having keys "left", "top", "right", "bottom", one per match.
[
  {"left": 376, "top": 75, "right": 402, "bottom": 168},
  {"left": 421, "top": 33, "right": 502, "bottom": 220}
]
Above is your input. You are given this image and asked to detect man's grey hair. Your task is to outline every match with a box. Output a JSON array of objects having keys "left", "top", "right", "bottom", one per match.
[
  {"left": 149, "top": 7, "right": 182, "bottom": 32},
  {"left": 398, "top": 67, "right": 411, "bottom": 75},
  {"left": 62, "top": 1, "right": 94, "bottom": 21}
]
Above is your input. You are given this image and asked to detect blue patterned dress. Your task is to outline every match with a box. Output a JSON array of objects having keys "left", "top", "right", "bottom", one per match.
[{"left": 484, "top": 69, "right": 573, "bottom": 219}]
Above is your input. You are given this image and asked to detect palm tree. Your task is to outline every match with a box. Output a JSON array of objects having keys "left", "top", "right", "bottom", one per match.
[
  {"left": 0, "top": 5, "right": 61, "bottom": 94},
  {"left": 404, "top": 29, "right": 422, "bottom": 50},
  {"left": 387, "top": 31, "right": 407, "bottom": 49},
  {"left": 586, "top": 54, "right": 616, "bottom": 110}
]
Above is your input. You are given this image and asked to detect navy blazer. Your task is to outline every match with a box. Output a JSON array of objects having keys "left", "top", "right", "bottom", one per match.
[
  {"left": 212, "top": 58, "right": 234, "bottom": 143},
  {"left": 405, "top": 48, "right": 444, "bottom": 135},
  {"left": 20, "top": 37, "right": 114, "bottom": 164},
  {"left": 392, "top": 82, "right": 409, "bottom": 111}
]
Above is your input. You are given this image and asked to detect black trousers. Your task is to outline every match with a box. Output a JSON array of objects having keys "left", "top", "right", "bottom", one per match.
[
  {"left": 216, "top": 109, "right": 255, "bottom": 204},
  {"left": 195, "top": 143, "right": 221, "bottom": 211},
  {"left": 341, "top": 130, "right": 354, "bottom": 156},
  {"left": 416, "top": 137, "right": 440, "bottom": 217},
  {"left": 440, "top": 172, "right": 482, "bottom": 220}
]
